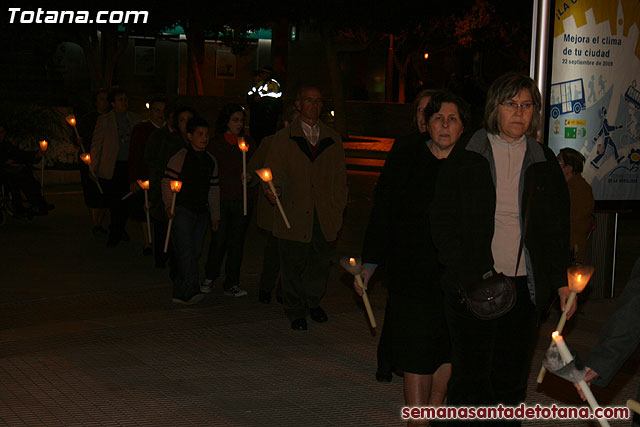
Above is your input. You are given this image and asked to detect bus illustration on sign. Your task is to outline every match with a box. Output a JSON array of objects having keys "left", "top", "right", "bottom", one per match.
[
  {"left": 550, "top": 78, "right": 586, "bottom": 119},
  {"left": 624, "top": 80, "right": 640, "bottom": 109}
]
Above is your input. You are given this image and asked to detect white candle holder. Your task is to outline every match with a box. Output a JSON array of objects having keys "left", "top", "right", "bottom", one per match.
[
  {"left": 80, "top": 153, "right": 103, "bottom": 194},
  {"left": 164, "top": 180, "right": 182, "bottom": 253},
  {"left": 238, "top": 137, "right": 249, "bottom": 216},
  {"left": 550, "top": 332, "right": 610, "bottom": 427},
  {"left": 339, "top": 256, "right": 377, "bottom": 329},
  {"left": 255, "top": 168, "right": 291, "bottom": 229},
  {"left": 137, "top": 179, "right": 152, "bottom": 243},
  {"left": 538, "top": 265, "right": 595, "bottom": 383}
]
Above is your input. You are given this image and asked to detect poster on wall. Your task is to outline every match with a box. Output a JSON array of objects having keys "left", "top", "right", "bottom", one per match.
[{"left": 548, "top": 0, "right": 640, "bottom": 201}]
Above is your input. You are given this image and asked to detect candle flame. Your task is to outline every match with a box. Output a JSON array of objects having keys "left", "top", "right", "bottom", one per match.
[
  {"left": 39, "top": 140, "right": 48, "bottom": 151},
  {"left": 80, "top": 153, "right": 91, "bottom": 164},
  {"left": 170, "top": 180, "right": 183, "bottom": 192},
  {"left": 137, "top": 179, "right": 150, "bottom": 190},
  {"left": 65, "top": 114, "right": 77, "bottom": 126},
  {"left": 349, "top": 257, "right": 356, "bottom": 266},
  {"left": 255, "top": 168, "right": 272, "bottom": 182},
  {"left": 237, "top": 137, "right": 248, "bottom": 152},
  {"left": 552, "top": 331, "right": 559, "bottom": 339},
  {"left": 567, "top": 265, "right": 594, "bottom": 292}
]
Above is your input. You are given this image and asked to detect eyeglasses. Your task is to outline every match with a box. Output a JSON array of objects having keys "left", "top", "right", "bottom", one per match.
[{"left": 500, "top": 101, "right": 534, "bottom": 112}]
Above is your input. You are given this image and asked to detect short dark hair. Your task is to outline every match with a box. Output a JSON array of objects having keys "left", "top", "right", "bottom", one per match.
[
  {"left": 484, "top": 72, "right": 542, "bottom": 137},
  {"left": 423, "top": 90, "right": 469, "bottom": 128},
  {"left": 412, "top": 89, "right": 440, "bottom": 129},
  {"left": 108, "top": 87, "right": 126, "bottom": 104},
  {"left": 95, "top": 88, "right": 108, "bottom": 100},
  {"left": 215, "top": 103, "right": 245, "bottom": 134},
  {"left": 148, "top": 96, "right": 167, "bottom": 109},
  {"left": 186, "top": 117, "right": 209, "bottom": 135},
  {"left": 172, "top": 106, "right": 197, "bottom": 129},
  {"left": 559, "top": 147, "right": 586, "bottom": 174}
]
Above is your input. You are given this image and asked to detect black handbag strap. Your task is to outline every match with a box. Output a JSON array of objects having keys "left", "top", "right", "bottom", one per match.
[{"left": 515, "top": 171, "right": 534, "bottom": 277}]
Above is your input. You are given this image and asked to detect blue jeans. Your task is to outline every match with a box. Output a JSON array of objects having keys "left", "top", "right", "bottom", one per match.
[
  {"left": 204, "top": 199, "right": 250, "bottom": 290},
  {"left": 171, "top": 206, "right": 208, "bottom": 300}
]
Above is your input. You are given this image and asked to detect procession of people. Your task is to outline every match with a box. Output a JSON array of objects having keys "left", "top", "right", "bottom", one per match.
[{"left": 11, "top": 69, "right": 639, "bottom": 426}]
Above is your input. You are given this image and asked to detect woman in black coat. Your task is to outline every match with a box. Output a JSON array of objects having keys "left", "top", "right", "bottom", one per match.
[
  {"left": 430, "top": 73, "right": 573, "bottom": 424},
  {"left": 355, "top": 91, "right": 468, "bottom": 413}
]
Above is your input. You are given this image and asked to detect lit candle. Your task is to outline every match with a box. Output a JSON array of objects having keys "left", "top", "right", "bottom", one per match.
[
  {"left": 238, "top": 137, "right": 249, "bottom": 216},
  {"left": 255, "top": 168, "right": 291, "bottom": 229},
  {"left": 39, "top": 140, "right": 48, "bottom": 189},
  {"left": 65, "top": 114, "right": 85, "bottom": 152},
  {"left": 79, "top": 153, "right": 103, "bottom": 194},
  {"left": 538, "top": 265, "right": 595, "bottom": 383},
  {"left": 164, "top": 180, "right": 182, "bottom": 253},
  {"left": 339, "top": 256, "right": 377, "bottom": 329},
  {"left": 65, "top": 114, "right": 79, "bottom": 137},
  {"left": 552, "top": 332, "right": 610, "bottom": 427},
  {"left": 137, "top": 179, "right": 152, "bottom": 243}
]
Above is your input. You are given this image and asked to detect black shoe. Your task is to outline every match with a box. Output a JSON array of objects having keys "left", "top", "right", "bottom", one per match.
[
  {"left": 142, "top": 247, "right": 152, "bottom": 256},
  {"left": 375, "top": 370, "right": 393, "bottom": 383},
  {"left": 258, "top": 290, "right": 271, "bottom": 304},
  {"left": 106, "top": 235, "right": 119, "bottom": 247},
  {"left": 291, "top": 318, "right": 308, "bottom": 330},
  {"left": 309, "top": 306, "right": 328, "bottom": 323}
]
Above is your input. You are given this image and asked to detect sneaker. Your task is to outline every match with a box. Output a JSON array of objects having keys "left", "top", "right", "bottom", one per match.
[
  {"left": 224, "top": 285, "right": 248, "bottom": 297},
  {"left": 172, "top": 293, "right": 205, "bottom": 305},
  {"left": 200, "top": 279, "right": 214, "bottom": 294}
]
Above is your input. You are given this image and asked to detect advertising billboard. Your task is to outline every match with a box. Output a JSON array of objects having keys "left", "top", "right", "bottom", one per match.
[{"left": 548, "top": 0, "right": 640, "bottom": 202}]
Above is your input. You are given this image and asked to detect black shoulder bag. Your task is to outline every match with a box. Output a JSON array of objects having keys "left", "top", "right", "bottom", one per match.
[{"left": 460, "top": 175, "right": 533, "bottom": 320}]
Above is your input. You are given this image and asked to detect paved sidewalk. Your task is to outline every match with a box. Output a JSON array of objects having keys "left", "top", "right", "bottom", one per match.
[{"left": 0, "top": 170, "right": 638, "bottom": 426}]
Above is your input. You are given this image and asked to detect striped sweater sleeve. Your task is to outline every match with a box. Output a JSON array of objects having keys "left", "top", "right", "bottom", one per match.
[{"left": 161, "top": 148, "right": 187, "bottom": 210}]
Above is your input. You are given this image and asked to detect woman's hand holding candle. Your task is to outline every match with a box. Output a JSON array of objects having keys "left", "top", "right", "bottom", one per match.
[
  {"left": 353, "top": 267, "right": 373, "bottom": 296},
  {"left": 341, "top": 257, "right": 377, "bottom": 329},
  {"left": 552, "top": 332, "right": 610, "bottom": 427},
  {"left": 558, "top": 286, "right": 577, "bottom": 320},
  {"left": 538, "top": 265, "right": 594, "bottom": 384}
]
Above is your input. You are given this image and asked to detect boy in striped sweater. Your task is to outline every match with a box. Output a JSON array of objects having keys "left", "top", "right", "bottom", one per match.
[{"left": 162, "top": 117, "right": 220, "bottom": 304}]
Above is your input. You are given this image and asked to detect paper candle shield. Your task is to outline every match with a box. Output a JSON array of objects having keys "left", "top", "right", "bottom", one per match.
[{"left": 567, "top": 265, "right": 595, "bottom": 293}]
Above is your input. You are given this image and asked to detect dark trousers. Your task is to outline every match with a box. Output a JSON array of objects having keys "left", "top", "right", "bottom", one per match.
[
  {"left": 100, "top": 161, "right": 130, "bottom": 240},
  {"left": 171, "top": 206, "right": 208, "bottom": 300},
  {"left": 204, "top": 199, "right": 249, "bottom": 289},
  {"left": 278, "top": 216, "right": 332, "bottom": 321},
  {"left": 376, "top": 296, "right": 393, "bottom": 374},
  {"left": 259, "top": 232, "right": 281, "bottom": 294},
  {"left": 444, "top": 276, "right": 537, "bottom": 426}
]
